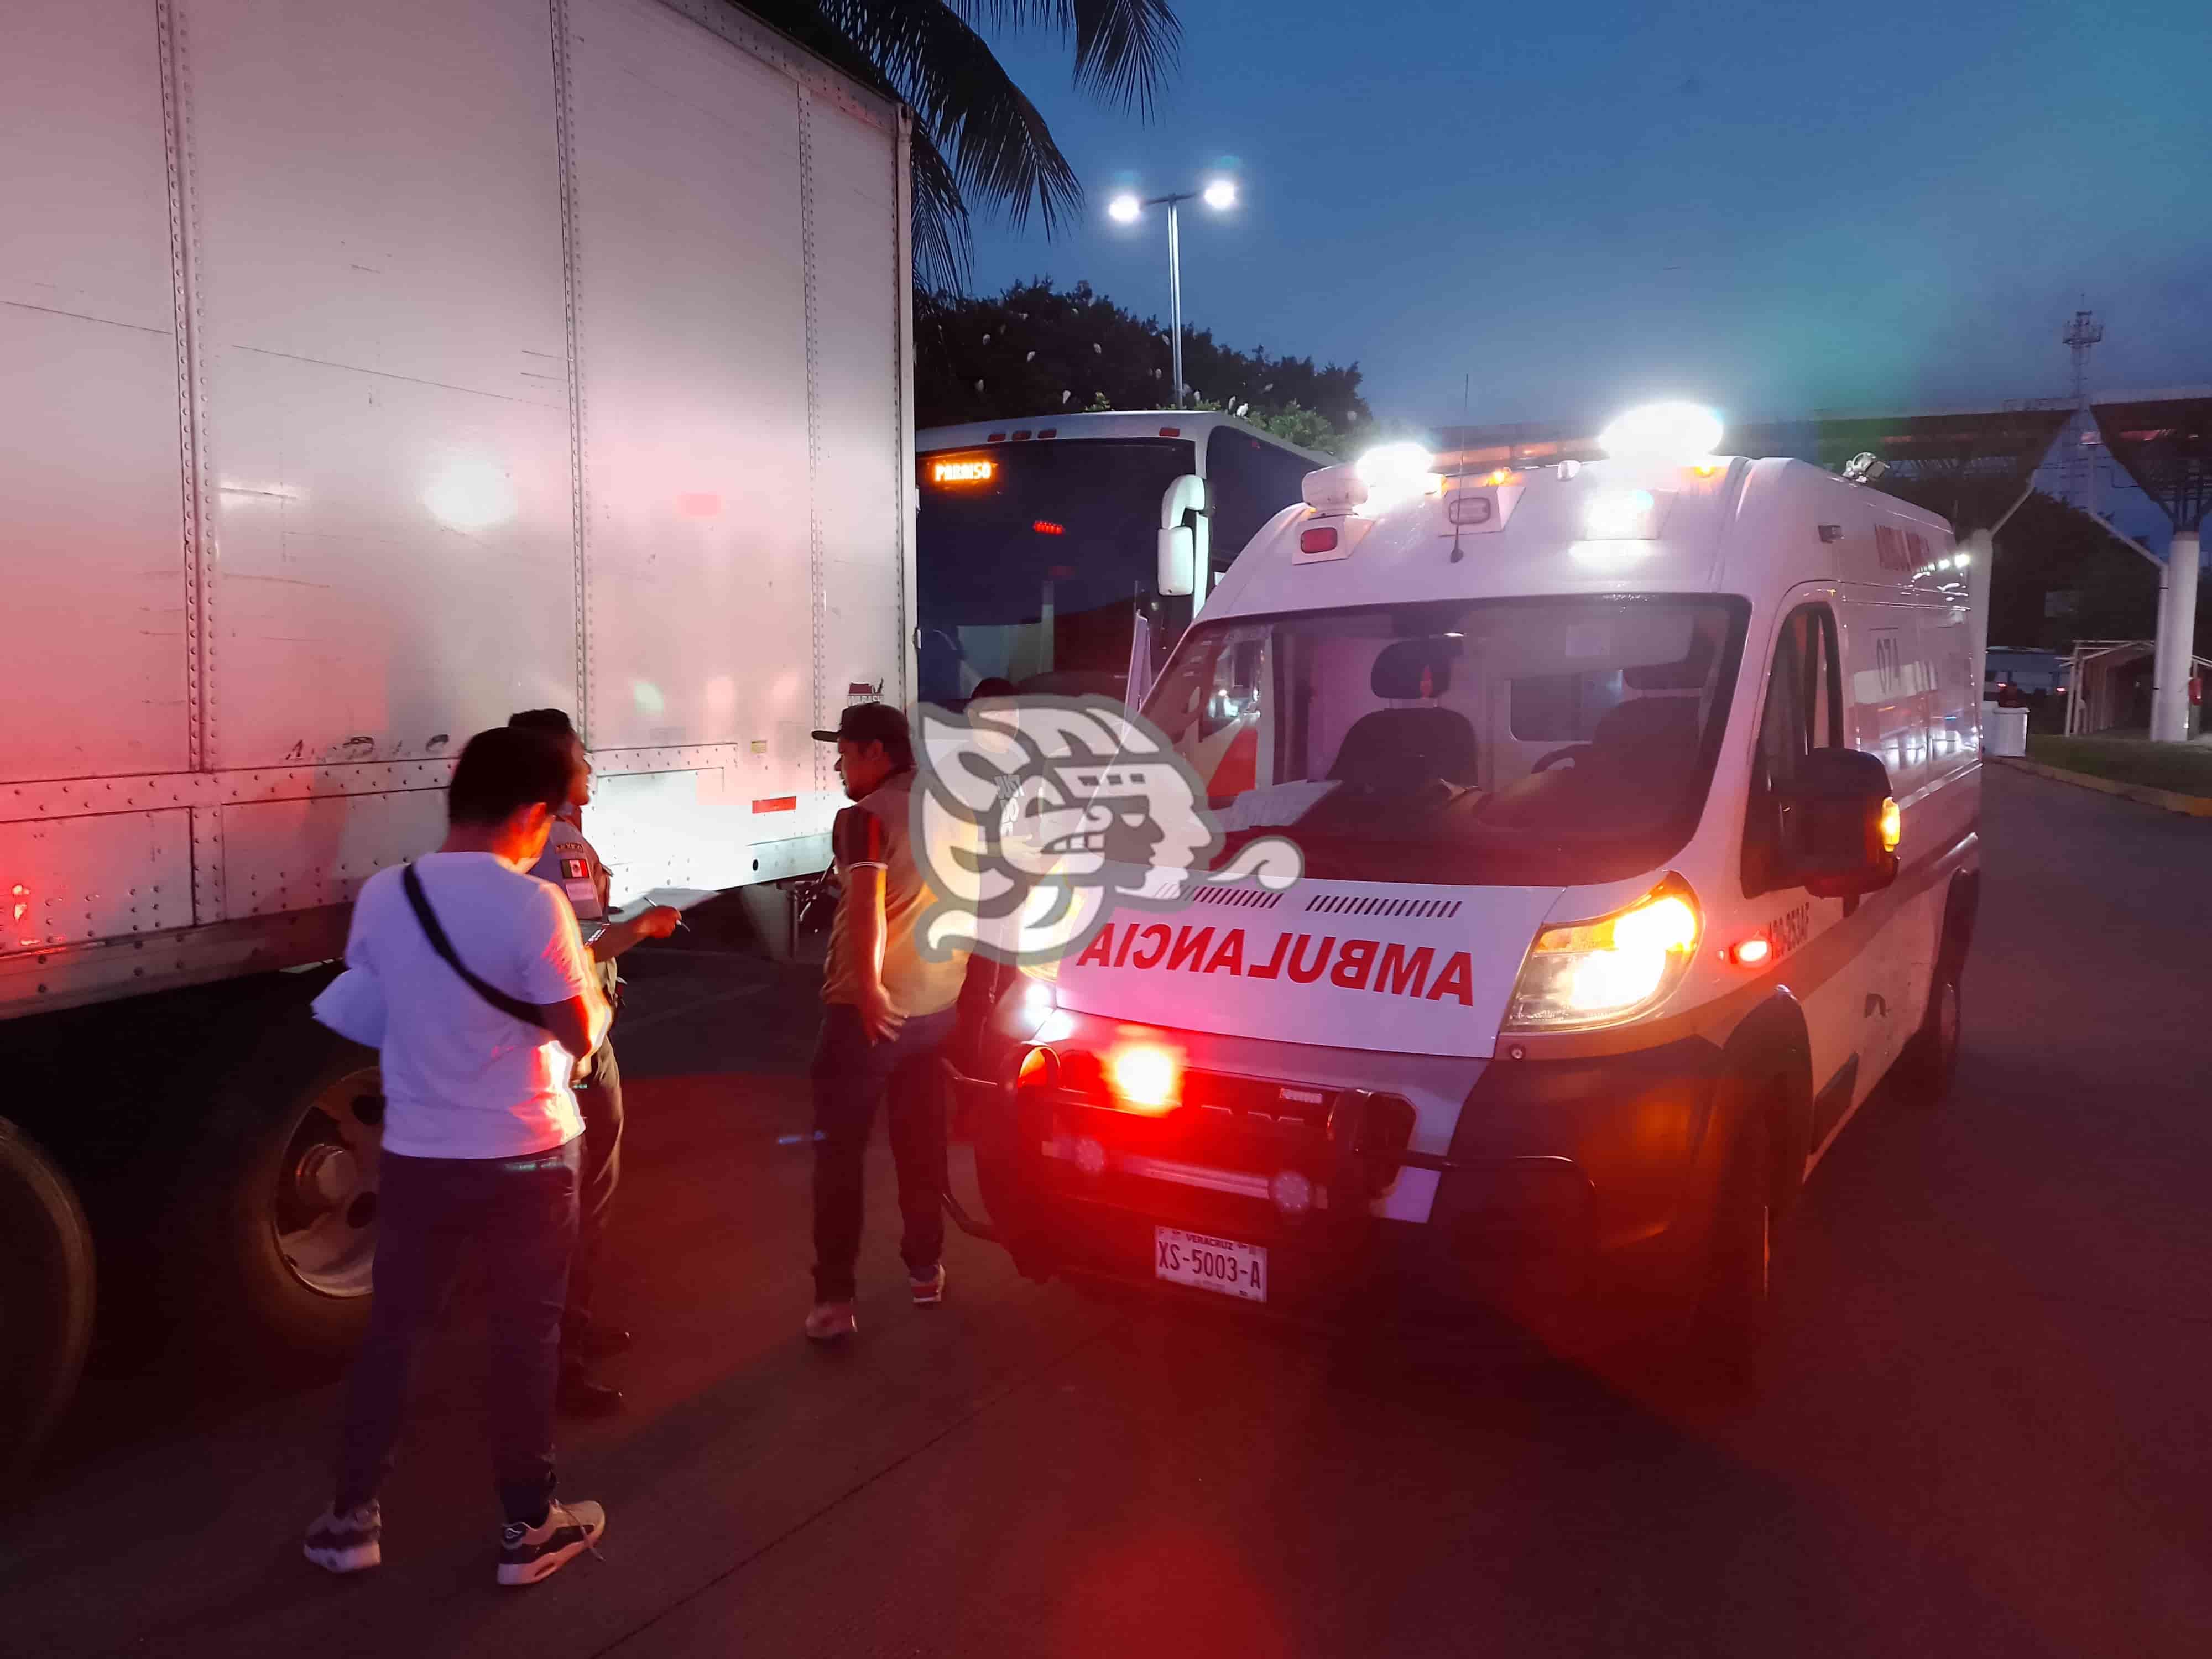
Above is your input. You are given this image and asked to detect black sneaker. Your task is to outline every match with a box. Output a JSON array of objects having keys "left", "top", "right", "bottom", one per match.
[
  {"left": 304, "top": 1500, "right": 382, "bottom": 1574},
  {"left": 565, "top": 1317, "right": 634, "bottom": 1360},
  {"left": 497, "top": 1500, "right": 607, "bottom": 1587},
  {"left": 557, "top": 1365, "right": 626, "bottom": 1417}
]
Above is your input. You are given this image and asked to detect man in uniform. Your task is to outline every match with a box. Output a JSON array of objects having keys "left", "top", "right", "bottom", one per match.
[
  {"left": 507, "top": 709, "right": 679, "bottom": 1413},
  {"left": 803, "top": 702, "right": 969, "bottom": 1342}
]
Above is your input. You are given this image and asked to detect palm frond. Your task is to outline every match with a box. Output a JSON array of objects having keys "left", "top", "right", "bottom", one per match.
[
  {"left": 906, "top": 124, "right": 971, "bottom": 291},
  {"left": 951, "top": 0, "right": 1181, "bottom": 116},
  {"left": 813, "top": 0, "right": 1082, "bottom": 237}
]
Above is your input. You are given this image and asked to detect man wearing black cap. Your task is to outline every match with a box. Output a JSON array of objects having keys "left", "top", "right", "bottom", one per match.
[{"left": 803, "top": 701, "right": 969, "bottom": 1342}]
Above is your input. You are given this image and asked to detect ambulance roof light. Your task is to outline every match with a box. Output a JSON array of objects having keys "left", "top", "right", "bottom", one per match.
[
  {"left": 1354, "top": 442, "right": 1437, "bottom": 508},
  {"left": 1301, "top": 463, "right": 1367, "bottom": 514},
  {"left": 1598, "top": 401, "right": 1724, "bottom": 464}
]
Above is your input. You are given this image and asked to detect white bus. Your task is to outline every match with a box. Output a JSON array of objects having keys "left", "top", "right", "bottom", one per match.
[{"left": 914, "top": 411, "right": 1331, "bottom": 707}]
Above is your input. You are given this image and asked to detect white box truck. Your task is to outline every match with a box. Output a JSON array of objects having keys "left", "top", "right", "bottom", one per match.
[{"left": 1, "top": 0, "right": 915, "bottom": 1462}]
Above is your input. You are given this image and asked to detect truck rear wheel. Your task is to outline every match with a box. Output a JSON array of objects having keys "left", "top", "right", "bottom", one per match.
[
  {"left": 165, "top": 1011, "right": 383, "bottom": 1372},
  {"left": 0, "top": 1116, "right": 97, "bottom": 1472}
]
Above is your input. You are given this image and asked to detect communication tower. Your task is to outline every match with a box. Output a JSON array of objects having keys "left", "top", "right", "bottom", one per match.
[{"left": 2061, "top": 309, "right": 2103, "bottom": 509}]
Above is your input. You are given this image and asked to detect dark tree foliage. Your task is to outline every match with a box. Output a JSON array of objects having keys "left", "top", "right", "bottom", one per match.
[{"left": 916, "top": 278, "right": 1372, "bottom": 454}]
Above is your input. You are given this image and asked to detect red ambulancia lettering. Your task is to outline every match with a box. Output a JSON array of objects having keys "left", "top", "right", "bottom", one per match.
[
  {"left": 1129, "top": 924, "right": 1172, "bottom": 969},
  {"left": 1331, "top": 938, "right": 1378, "bottom": 990},
  {"left": 1425, "top": 951, "right": 1475, "bottom": 1004},
  {"left": 1203, "top": 930, "right": 1246, "bottom": 974},
  {"left": 1068, "top": 923, "right": 1475, "bottom": 1011},
  {"left": 1374, "top": 943, "right": 1433, "bottom": 998},
  {"left": 1246, "top": 932, "right": 1290, "bottom": 979},
  {"left": 1286, "top": 935, "right": 1335, "bottom": 983},
  {"left": 1166, "top": 926, "right": 1214, "bottom": 971}
]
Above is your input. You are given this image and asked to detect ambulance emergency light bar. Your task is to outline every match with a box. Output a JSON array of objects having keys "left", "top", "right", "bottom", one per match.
[{"left": 1313, "top": 404, "right": 1721, "bottom": 540}]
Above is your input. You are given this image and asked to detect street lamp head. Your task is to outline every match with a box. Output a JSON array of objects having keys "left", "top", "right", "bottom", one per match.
[
  {"left": 1107, "top": 192, "right": 1142, "bottom": 225},
  {"left": 1202, "top": 178, "right": 1238, "bottom": 211}
]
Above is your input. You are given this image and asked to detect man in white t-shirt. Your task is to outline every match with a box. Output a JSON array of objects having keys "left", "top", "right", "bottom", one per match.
[{"left": 304, "top": 727, "right": 614, "bottom": 1589}]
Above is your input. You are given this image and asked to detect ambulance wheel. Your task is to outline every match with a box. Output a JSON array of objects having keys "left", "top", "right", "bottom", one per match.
[
  {"left": 1897, "top": 962, "right": 1963, "bottom": 1106},
  {"left": 1689, "top": 1100, "right": 1773, "bottom": 1382},
  {"left": 0, "top": 1117, "right": 96, "bottom": 1473}
]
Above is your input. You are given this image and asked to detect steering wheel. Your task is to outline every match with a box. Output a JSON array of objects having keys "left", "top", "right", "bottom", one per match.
[{"left": 1530, "top": 744, "right": 1589, "bottom": 774}]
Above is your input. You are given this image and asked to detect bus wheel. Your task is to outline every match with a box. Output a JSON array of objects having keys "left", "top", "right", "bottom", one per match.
[
  {"left": 1897, "top": 963, "right": 1963, "bottom": 1105},
  {"left": 0, "top": 1117, "right": 96, "bottom": 1473}
]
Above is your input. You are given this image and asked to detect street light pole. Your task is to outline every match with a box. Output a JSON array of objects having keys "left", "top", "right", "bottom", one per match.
[
  {"left": 1108, "top": 179, "right": 1235, "bottom": 412},
  {"left": 1166, "top": 196, "right": 1182, "bottom": 408}
]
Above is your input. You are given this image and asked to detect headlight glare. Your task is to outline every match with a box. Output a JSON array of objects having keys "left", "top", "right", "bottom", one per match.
[{"left": 1505, "top": 887, "right": 1700, "bottom": 1032}]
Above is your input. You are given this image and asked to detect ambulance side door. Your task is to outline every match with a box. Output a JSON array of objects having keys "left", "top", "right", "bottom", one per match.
[
  {"left": 1835, "top": 585, "right": 1923, "bottom": 1088},
  {"left": 1740, "top": 594, "right": 1875, "bottom": 1151}
]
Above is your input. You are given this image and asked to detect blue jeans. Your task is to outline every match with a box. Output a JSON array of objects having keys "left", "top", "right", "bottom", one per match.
[
  {"left": 335, "top": 1140, "right": 579, "bottom": 1524},
  {"left": 811, "top": 1003, "right": 956, "bottom": 1302},
  {"left": 565, "top": 1043, "right": 622, "bottom": 1340}
]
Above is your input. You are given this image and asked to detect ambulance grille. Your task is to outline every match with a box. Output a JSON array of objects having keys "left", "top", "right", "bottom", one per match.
[{"left": 1303, "top": 894, "right": 1463, "bottom": 920}]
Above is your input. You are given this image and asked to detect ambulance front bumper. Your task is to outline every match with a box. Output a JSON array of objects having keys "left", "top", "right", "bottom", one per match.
[{"left": 950, "top": 1030, "right": 1727, "bottom": 1326}]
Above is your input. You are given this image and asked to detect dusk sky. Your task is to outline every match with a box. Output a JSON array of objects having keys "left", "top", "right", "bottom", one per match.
[{"left": 963, "top": 0, "right": 2211, "bottom": 437}]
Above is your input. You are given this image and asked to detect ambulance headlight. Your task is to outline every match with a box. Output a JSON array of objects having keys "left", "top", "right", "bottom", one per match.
[{"left": 1504, "top": 884, "right": 1700, "bottom": 1032}]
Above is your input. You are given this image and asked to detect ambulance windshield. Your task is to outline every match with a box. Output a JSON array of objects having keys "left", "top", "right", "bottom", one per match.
[{"left": 1142, "top": 595, "right": 1750, "bottom": 887}]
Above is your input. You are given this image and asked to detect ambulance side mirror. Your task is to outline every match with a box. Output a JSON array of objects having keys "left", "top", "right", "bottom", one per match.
[
  {"left": 1778, "top": 749, "right": 1898, "bottom": 898},
  {"left": 1157, "top": 474, "right": 1208, "bottom": 597}
]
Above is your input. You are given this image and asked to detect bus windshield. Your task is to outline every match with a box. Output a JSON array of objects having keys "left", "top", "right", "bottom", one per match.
[
  {"left": 1141, "top": 594, "right": 1751, "bottom": 888},
  {"left": 916, "top": 437, "right": 1193, "bottom": 705}
]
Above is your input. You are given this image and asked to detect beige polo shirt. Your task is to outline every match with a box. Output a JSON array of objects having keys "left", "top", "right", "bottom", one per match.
[{"left": 821, "top": 769, "right": 969, "bottom": 1018}]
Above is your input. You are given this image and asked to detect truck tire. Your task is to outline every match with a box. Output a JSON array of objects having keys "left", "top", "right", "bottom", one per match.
[
  {"left": 0, "top": 1116, "right": 97, "bottom": 1473},
  {"left": 164, "top": 1010, "right": 384, "bottom": 1373}
]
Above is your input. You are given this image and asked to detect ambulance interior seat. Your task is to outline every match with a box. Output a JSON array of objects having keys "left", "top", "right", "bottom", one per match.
[
  {"left": 1477, "top": 629, "right": 1714, "bottom": 830},
  {"left": 1325, "top": 638, "right": 1478, "bottom": 794}
]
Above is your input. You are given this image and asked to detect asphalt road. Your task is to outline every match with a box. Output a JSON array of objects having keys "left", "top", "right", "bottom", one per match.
[{"left": 6, "top": 763, "right": 2210, "bottom": 1658}]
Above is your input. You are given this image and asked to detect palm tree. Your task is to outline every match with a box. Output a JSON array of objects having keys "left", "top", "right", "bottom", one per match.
[{"left": 735, "top": 0, "right": 1181, "bottom": 289}]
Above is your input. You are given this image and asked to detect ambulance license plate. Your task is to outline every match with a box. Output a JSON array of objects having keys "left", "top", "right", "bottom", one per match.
[{"left": 1154, "top": 1227, "right": 1267, "bottom": 1302}]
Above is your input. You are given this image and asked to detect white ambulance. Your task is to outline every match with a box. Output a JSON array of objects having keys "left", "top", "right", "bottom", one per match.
[{"left": 958, "top": 404, "right": 1981, "bottom": 1360}]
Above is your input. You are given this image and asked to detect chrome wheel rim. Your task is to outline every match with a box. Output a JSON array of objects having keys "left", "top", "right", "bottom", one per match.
[{"left": 272, "top": 1068, "right": 383, "bottom": 1297}]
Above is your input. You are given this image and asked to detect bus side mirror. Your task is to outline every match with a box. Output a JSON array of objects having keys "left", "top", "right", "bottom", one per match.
[
  {"left": 1777, "top": 749, "right": 1899, "bottom": 898},
  {"left": 1157, "top": 475, "right": 1207, "bottom": 597},
  {"left": 1159, "top": 525, "right": 1196, "bottom": 597}
]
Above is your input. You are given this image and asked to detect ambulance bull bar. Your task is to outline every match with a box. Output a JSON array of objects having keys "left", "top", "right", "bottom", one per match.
[{"left": 935, "top": 1057, "right": 1591, "bottom": 1247}]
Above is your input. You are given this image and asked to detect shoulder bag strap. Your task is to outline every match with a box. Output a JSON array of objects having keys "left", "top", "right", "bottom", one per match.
[{"left": 401, "top": 863, "right": 551, "bottom": 1031}]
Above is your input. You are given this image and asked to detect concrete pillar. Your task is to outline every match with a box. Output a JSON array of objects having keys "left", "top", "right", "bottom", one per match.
[
  {"left": 1964, "top": 526, "right": 1995, "bottom": 743},
  {"left": 2149, "top": 529, "right": 2201, "bottom": 742}
]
